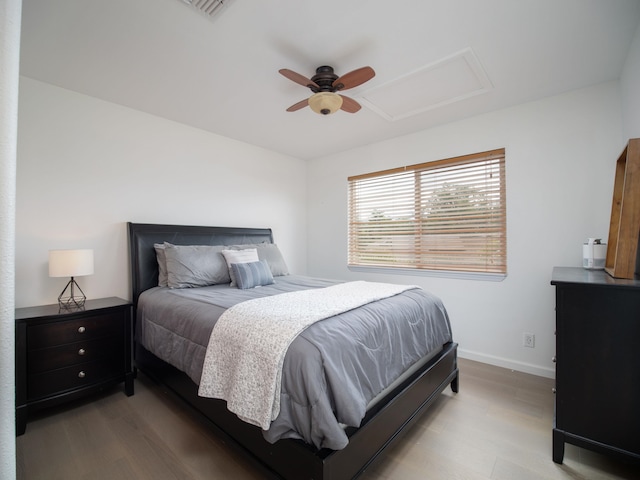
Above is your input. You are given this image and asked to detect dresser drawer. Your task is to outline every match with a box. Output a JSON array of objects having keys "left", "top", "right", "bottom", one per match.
[
  {"left": 27, "top": 359, "right": 124, "bottom": 401},
  {"left": 28, "top": 336, "right": 123, "bottom": 373},
  {"left": 28, "top": 312, "right": 124, "bottom": 349}
]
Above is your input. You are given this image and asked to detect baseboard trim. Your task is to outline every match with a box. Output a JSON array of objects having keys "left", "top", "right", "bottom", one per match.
[{"left": 458, "top": 348, "right": 555, "bottom": 379}]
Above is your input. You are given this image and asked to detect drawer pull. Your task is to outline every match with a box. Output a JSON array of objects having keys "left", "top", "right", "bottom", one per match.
[
  {"left": 552, "top": 387, "right": 556, "bottom": 394},
  {"left": 78, "top": 348, "right": 86, "bottom": 356},
  {"left": 78, "top": 326, "right": 86, "bottom": 334},
  {"left": 552, "top": 356, "right": 557, "bottom": 363},
  {"left": 78, "top": 371, "right": 86, "bottom": 379}
]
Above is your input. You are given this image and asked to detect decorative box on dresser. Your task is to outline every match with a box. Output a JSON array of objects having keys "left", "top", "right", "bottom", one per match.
[
  {"left": 551, "top": 267, "right": 640, "bottom": 464},
  {"left": 15, "top": 297, "right": 134, "bottom": 435}
]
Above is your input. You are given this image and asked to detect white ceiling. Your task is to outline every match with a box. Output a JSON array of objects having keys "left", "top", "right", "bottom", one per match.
[{"left": 19, "top": 0, "right": 640, "bottom": 160}]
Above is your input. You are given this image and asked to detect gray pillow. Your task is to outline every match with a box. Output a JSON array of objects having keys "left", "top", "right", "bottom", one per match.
[
  {"left": 230, "top": 243, "right": 289, "bottom": 277},
  {"left": 164, "top": 243, "right": 230, "bottom": 288},
  {"left": 154, "top": 243, "right": 168, "bottom": 287},
  {"left": 230, "top": 260, "right": 274, "bottom": 289}
]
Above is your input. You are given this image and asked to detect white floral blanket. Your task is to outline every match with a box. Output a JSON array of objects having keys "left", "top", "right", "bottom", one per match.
[{"left": 197, "top": 280, "right": 416, "bottom": 430}]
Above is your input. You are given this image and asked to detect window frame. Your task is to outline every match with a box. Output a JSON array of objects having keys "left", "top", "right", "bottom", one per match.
[{"left": 347, "top": 148, "right": 507, "bottom": 280}]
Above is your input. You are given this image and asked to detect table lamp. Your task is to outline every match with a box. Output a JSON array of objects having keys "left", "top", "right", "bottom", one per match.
[{"left": 48, "top": 249, "right": 94, "bottom": 308}]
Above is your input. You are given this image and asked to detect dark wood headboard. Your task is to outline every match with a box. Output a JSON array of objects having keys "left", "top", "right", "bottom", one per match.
[{"left": 127, "top": 222, "right": 273, "bottom": 307}]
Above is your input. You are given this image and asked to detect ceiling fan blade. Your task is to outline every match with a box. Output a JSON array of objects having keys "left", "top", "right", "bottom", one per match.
[
  {"left": 279, "top": 69, "right": 319, "bottom": 89},
  {"left": 333, "top": 66, "right": 375, "bottom": 91},
  {"left": 339, "top": 95, "right": 362, "bottom": 113},
  {"left": 286, "top": 98, "right": 309, "bottom": 112}
]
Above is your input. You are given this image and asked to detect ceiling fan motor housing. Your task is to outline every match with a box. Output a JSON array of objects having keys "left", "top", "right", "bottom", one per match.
[{"left": 310, "top": 66, "right": 341, "bottom": 92}]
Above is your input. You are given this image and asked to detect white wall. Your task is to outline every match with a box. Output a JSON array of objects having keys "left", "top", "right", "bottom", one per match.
[
  {"left": 15, "top": 78, "right": 308, "bottom": 308},
  {"left": 621, "top": 19, "right": 640, "bottom": 138},
  {"left": 307, "top": 81, "right": 624, "bottom": 377}
]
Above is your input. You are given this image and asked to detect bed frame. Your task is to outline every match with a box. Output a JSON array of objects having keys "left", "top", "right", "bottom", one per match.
[{"left": 128, "top": 222, "right": 459, "bottom": 480}]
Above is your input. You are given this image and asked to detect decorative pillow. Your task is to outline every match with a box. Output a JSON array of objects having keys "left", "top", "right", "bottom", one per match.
[
  {"left": 154, "top": 243, "right": 168, "bottom": 287},
  {"left": 230, "top": 260, "right": 274, "bottom": 289},
  {"left": 164, "top": 243, "right": 230, "bottom": 288},
  {"left": 230, "top": 243, "right": 289, "bottom": 277},
  {"left": 221, "top": 248, "right": 259, "bottom": 286}
]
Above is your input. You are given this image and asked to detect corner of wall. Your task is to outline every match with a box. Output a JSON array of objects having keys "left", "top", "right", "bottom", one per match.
[{"left": 621, "top": 20, "right": 640, "bottom": 139}]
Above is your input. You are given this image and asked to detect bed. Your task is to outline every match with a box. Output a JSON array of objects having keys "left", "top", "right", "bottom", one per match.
[{"left": 128, "top": 222, "right": 459, "bottom": 480}]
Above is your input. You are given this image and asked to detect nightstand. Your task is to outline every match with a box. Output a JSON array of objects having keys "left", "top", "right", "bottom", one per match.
[{"left": 15, "top": 297, "right": 134, "bottom": 435}]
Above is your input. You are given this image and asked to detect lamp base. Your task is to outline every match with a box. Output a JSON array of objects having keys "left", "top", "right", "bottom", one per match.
[{"left": 58, "top": 277, "right": 87, "bottom": 309}]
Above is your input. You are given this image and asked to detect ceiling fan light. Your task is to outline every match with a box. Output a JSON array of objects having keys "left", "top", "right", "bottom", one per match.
[{"left": 308, "top": 92, "right": 343, "bottom": 115}]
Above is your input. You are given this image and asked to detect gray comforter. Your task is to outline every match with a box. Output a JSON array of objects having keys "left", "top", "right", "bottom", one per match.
[{"left": 137, "top": 275, "right": 452, "bottom": 450}]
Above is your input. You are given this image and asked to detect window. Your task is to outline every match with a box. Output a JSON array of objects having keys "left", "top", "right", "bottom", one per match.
[{"left": 348, "top": 148, "right": 506, "bottom": 276}]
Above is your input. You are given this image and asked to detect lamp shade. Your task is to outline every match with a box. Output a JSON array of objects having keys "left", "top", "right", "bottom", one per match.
[
  {"left": 308, "top": 92, "right": 343, "bottom": 115},
  {"left": 49, "top": 249, "right": 94, "bottom": 278}
]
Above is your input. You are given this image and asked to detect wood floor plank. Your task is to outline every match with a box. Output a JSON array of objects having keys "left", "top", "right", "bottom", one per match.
[{"left": 16, "top": 359, "right": 640, "bottom": 480}]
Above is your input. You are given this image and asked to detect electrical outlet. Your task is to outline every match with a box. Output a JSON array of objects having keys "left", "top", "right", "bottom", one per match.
[{"left": 523, "top": 332, "right": 535, "bottom": 348}]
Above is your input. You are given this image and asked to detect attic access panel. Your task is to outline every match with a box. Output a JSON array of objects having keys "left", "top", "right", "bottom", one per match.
[{"left": 359, "top": 48, "right": 493, "bottom": 121}]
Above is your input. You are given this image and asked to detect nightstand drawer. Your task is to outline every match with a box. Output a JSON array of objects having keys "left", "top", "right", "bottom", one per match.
[
  {"left": 28, "top": 336, "right": 123, "bottom": 373},
  {"left": 28, "top": 312, "right": 124, "bottom": 349},
  {"left": 27, "top": 359, "right": 124, "bottom": 400}
]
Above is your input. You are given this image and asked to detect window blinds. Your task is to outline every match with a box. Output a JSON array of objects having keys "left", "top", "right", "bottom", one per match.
[{"left": 348, "top": 149, "right": 506, "bottom": 274}]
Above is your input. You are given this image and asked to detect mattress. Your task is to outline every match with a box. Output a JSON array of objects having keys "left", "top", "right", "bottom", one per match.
[{"left": 137, "top": 275, "right": 453, "bottom": 449}]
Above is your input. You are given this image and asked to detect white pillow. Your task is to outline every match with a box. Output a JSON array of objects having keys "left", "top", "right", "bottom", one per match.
[
  {"left": 230, "top": 243, "right": 289, "bottom": 277},
  {"left": 221, "top": 248, "right": 259, "bottom": 286}
]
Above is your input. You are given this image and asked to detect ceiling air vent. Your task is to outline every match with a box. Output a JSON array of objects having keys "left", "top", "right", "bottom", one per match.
[{"left": 179, "top": 0, "right": 233, "bottom": 19}]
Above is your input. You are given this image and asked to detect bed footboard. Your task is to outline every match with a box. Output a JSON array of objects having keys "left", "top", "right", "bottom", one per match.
[{"left": 136, "top": 341, "right": 458, "bottom": 480}]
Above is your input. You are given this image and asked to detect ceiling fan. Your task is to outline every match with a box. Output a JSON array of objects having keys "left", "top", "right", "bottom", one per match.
[{"left": 279, "top": 65, "right": 375, "bottom": 115}]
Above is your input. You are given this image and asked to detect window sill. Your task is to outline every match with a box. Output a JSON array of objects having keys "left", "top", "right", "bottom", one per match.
[{"left": 348, "top": 265, "right": 507, "bottom": 282}]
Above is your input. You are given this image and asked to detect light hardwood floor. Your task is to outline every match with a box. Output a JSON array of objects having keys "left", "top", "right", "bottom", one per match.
[{"left": 16, "top": 359, "right": 640, "bottom": 480}]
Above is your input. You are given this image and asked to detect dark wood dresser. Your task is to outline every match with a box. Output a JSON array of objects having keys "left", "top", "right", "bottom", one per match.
[
  {"left": 15, "top": 297, "right": 134, "bottom": 435},
  {"left": 551, "top": 267, "right": 640, "bottom": 463}
]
